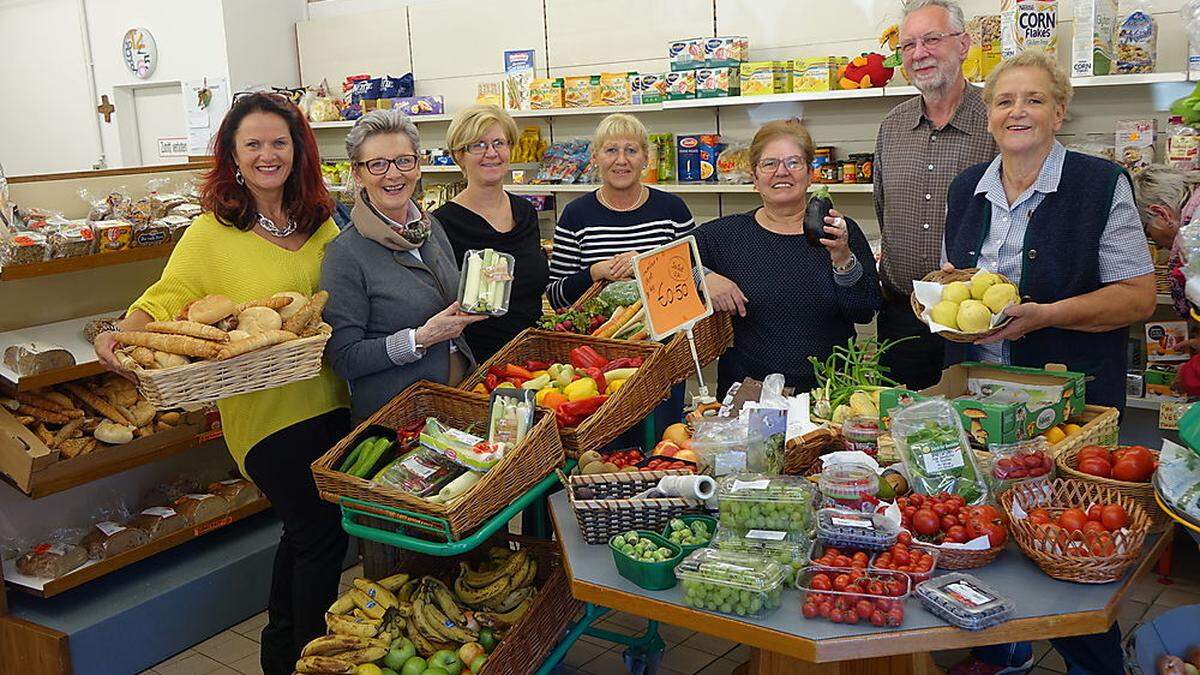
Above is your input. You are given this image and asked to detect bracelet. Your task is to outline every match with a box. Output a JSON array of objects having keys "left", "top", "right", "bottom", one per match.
[{"left": 832, "top": 253, "right": 858, "bottom": 275}]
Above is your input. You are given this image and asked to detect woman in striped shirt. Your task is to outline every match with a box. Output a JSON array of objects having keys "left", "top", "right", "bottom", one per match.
[{"left": 546, "top": 113, "right": 695, "bottom": 309}]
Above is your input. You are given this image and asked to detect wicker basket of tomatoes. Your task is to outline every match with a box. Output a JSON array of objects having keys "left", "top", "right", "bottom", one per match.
[
  {"left": 1056, "top": 444, "right": 1167, "bottom": 533},
  {"left": 999, "top": 478, "right": 1151, "bottom": 584},
  {"left": 895, "top": 492, "right": 1007, "bottom": 570}
]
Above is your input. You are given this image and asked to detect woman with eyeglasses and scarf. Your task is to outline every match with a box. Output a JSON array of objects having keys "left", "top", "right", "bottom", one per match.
[
  {"left": 321, "top": 109, "right": 485, "bottom": 420},
  {"left": 434, "top": 105, "right": 551, "bottom": 362}
]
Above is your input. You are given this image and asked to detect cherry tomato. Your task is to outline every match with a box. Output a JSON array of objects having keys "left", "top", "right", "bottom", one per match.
[
  {"left": 811, "top": 574, "right": 831, "bottom": 591},
  {"left": 931, "top": 503, "right": 949, "bottom": 517},
  {"left": 941, "top": 515, "right": 959, "bottom": 530},
  {"left": 830, "top": 609, "right": 844, "bottom": 623},
  {"left": 802, "top": 603, "right": 819, "bottom": 619},
  {"left": 819, "top": 602, "right": 832, "bottom": 618},
  {"left": 833, "top": 574, "right": 851, "bottom": 591},
  {"left": 870, "top": 610, "right": 886, "bottom": 627},
  {"left": 897, "top": 531, "right": 913, "bottom": 545}
]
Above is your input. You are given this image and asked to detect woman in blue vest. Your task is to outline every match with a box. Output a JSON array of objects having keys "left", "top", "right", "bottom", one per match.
[{"left": 942, "top": 51, "right": 1154, "bottom": 675}]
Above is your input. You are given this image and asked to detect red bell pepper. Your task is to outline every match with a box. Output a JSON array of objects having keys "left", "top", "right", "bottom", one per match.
[
  {"left": 525, "top": 359, "right": 551, "bottom": 372},
  {"left": 504, "top": 363, "right": 535, "bottom": 380},
  {"left": 583, "top": 367, "right": 606, "bottom": 394},
  {"left": 484, "top": 373, "right": 500, "bottom": 391},
  {"left": 488, "top": 364, "right": 509, "bottom": 378},
  {"left": 554, "top": 394, "right": 609, "bottom": 428},
  {"left": 569, "top": 345, "right": 608, "bottom": 370},
  {"left": 601, "top": 357, "right": 643, "bottom": 373},
  {"left": 505, "top": 377, "right": 526, "bottom": 388}
]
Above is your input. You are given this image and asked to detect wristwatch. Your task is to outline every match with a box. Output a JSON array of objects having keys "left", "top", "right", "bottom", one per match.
[{"left": 833, "top": 253, "right": 858, "bottom": 275}]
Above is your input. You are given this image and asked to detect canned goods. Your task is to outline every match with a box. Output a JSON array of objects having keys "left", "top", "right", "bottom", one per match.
[{"left": 841, "top": 161, "right": 858, "bottom": 183}]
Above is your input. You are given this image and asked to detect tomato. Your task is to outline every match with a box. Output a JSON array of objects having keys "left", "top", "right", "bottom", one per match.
[
  {"left": 931, "top": 503, "right": 949, "bottom": 517},
  {"left": 870, "top": 610, "right": 885, "bottom": 627},
  {"left": 1058, "top": 508, "right": 1088, "bottom": 532},
  {"left": 897, "top": 531, "right": 913, "bottom": 545},
  {"left": 984, "top": 523, "right": 1007, "bottom": 547},
  {"left": 819, "top": 602, "right": 832, "bottom": 618},
  {"left": 941, "top": 515, "right": 959, "bottom": 530},
  {"left": 1087, "top": 532, "right": 1116, "bottom": 556},
  {"left": 974, "top": 505, "right": 1000, "bottom": 521},
  {"left": 1082, "top": 520, "right": 1106, "bottom": 536},
  {"left": 1077, "top": 446, "right": 1113, "bottom": 463},
  {"left": 1077, "top": 457, "right": 1112, "bottom": 478},
  {"left": 1022, "top": 453, "right": 1045, "bottom": 468},
  {"left": 946, "top": 525, "right": 968, "bottom": 543},
  {"left": 803, "top": 603, "right": 818, "bottom": 619},
  {"left": 1086, "top": 505, "right": 1103, "bottom": 522},
  {"left": 1028, "top": 508, "right": 1052, "bottom": 525},
  {"left": 912, "top": 509, "right": 941, "bottom": 536},
  {"left": 1100, "top": 504, "right": 1128, "bottom": 531},
  {"left": 833, "top": 574, "right": 851, "bottom": 591},
  {"left": 811, "top": 574, "right": 831, "bottom": 591}
]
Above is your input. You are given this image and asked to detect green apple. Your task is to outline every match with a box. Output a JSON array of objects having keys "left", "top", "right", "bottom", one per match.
[
  {"left": 470, "top": 655, "right": 487, "bottom": 674},
  {"left": 422, "top": 669, "right": 450, "bottom": 675},
  {"left": 385, "top": 638, "right": 417, "bottom": 670},
  {"left": 477, "top": 628, "right": 497, "bottom": 653},
  {"left": 399, "top": 656, "right": 426, "bottom": 675},
  {"left": 429, "top": 649, "right": 462, "bottom": 675},
  {"left": 381, "top": 670, "right": 399, "bottom": 675},
  {"left": 458, "top": 643, "right": 485, "bottom": 668}
]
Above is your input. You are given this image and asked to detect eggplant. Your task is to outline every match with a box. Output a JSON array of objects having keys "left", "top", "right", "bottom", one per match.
[{"left": 804, "top": 185, "right": 834, "bottom": 246}]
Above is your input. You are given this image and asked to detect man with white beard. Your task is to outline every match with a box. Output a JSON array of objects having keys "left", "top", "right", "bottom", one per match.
[{"left": 872, "top": 0, "right": 995, "bottom": 391}]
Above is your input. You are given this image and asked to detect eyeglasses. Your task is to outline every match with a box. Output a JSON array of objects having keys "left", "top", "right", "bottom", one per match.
[
  {"left": 756, "top": 155, "right": 806, "bottom": 173},
  {"left": 356, "top": 155, "right": 419, "bottom": 175},
  {"left": 899, "top": 31, "right": 964, "bottom": 53},
  {"left": 462, "top": 139, "right": 509, "bottom": 155}
]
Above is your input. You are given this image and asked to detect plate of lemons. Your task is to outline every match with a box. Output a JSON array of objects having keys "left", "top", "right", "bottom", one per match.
[{"left": 910, "top": 268, "right": 1020, "bottom": 343}]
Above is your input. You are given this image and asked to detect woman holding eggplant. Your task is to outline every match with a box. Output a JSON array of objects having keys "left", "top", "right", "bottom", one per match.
[{"left": 694, "top": 119, "right": 881, "bottom": 395}]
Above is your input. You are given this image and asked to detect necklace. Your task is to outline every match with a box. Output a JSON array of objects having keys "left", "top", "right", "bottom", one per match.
[
  {"left": 597, "top": 185, "right": 647, "bottom": 212},
  {"left": 257, "top": 212, "right": 297, "bottom": 238}
]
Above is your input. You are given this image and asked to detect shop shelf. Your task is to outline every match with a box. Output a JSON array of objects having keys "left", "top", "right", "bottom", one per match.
[
  {"left": 311, "top": 114, "right": 453, "bottom": 128},
  {"left": 0, "top": 244, "right": 176, "bottom": 282},
  {"left": 504, "top": 182, "right": 873, "bottom": 195},
  {"left": 510, "top": 103, "right": 665, "bottom": 117},
  {"left": 0, "top": 311, "right": 120, "bottom": 393},
  {"left": 2, "top": 497, "right": 270, "bottom": 598},
  {"left": 1070, "top": 72, "right": 1188, "bottom": 88},
  {"left": 663, "top": 88, "right": 886, "bottom": 109}
]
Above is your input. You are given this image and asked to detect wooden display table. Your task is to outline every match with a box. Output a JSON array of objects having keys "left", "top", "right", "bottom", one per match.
[{"left": 547, "top": 490, "right": 1171, "bottom": 675}]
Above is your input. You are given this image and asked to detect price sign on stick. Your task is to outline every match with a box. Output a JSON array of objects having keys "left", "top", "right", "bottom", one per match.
[{"left": 632, "top": 236, "right": 712, "bottom": 340}]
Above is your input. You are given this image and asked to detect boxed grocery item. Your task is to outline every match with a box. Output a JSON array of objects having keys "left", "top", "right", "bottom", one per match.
[
  {"left": 530, "top": 78, "right": 563, "bottom": 109},
  {"left": 696, "top": 67, "right": 739, "bottom": 98},
  {"left": 666, "top": 70, "right": 696, "bottom": 100},
  {"left": 384, "top": 95, "right": 445, "bottom": 117},
  {"left": 649, "top": 133, "right": 675, "bottom": 182},
  {"left": 598, "top": 72, "right": 632, "bottom": 106},
  {"left": 703, "top": 36, "right": 749, "bottom": 68},
  {"left": 47, "top": 222, "right": 95, "bottom": 259},
  {"left": 131, "top": 221, "right": 170, "bottom": 248},
  {"left": 963, "top": 15, "right": 1001, "bottom": 82},
  {"left": 1071, "top": 0, "right": 1117, "bottom": 77},
  {"left": 93, "top": 220, "right": 132, "bottom": 253},
  {"left": 159, "top": 215, "right": 191, "bottom": 242},
  {"left": 1191, "top": 41, "right": 1200, "bottom": 81},
  {"left": 476, "top": 81, "right": 503, "bottom": 106},
  {"left": 503, "top": 49, "right": 536, "bottom": 111},
  {"left": 2, "top": 231, "right": 48, "bottom": 265},
  {"left": 677, "top": 134, "right": 721, "bottom": 182},
  {"left": 563, "top": 75, "right": 595, "bottom": 108},
  {"left": 1116, "top": 119, "right": 1156, "bottom": 172},
  {"left": 1146, "top": 321, "right": 1189, "bottom": 362},
  {"left": 1144, "top": 364, "right": 1180, "bottom": 396},
  {"left": 740, "top": 61, "right": 791, "bottom": 96},
  {"left": 1001, "top": 0, "right": 1058, "bottom": 59},
  {"left": 1116, "top": 11, "right": 1157, "bottom": 74},
  {"left": 792, "top": 57, "right": 843, "bottom": 92},
  {"left": 669, "top": 37, "right": 705, "bottom": 72},
  {"left": 878, "top": 362, "right": 1086, "bottom": 447}
]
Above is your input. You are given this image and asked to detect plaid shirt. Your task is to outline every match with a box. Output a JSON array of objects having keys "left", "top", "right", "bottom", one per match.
[{"left": 874, "top": 84, "right": 997, "bottom": 295}]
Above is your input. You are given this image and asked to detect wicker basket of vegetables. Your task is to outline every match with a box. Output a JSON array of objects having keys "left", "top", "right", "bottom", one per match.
[{"left": 541, "top": 281, "right": 733, "bottom": 387}]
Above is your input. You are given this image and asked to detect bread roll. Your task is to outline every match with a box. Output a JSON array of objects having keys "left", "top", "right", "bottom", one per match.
[
  {"left": 186, "top": 295, "right": 236, "bottom": 324},
  {"left": 94, "top": 420, "right": 135, "bottom": 444},
  {"left": 227, "top": 330, "right": 251, "bottom": 342},
  {"left": 237, "top": 307, "right": 282, "bottom": 334},
  {"left": 153, "top": 351, "right": 190, "bottom": 369},
  {"left": 273, "top": 292, "right": 308, "bottom": 319}
]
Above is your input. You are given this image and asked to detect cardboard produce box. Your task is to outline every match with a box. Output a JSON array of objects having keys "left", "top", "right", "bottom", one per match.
[{"left": 879, "top": 362, "right": 1086, "bottom": 448}]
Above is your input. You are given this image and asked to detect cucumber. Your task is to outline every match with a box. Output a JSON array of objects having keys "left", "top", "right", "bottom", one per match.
[
  {"left": 339, "top": 437, "right": 376, "bottom": 473},
  {"left": 350, "top": 438, "right": 390, "bottom": 477}
]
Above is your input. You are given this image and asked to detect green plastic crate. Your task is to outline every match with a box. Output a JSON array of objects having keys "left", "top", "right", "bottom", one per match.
[
  {"left": 609, "top": 531, "right": 683, "bottom": 590},
  {"left": 661, "top": 515, "right": 717, "bottom": 556}
]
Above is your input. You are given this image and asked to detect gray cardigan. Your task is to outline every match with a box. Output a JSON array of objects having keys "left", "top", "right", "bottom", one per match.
[{"left": 321, "top": 214, "right": 474, "bottom": 420}]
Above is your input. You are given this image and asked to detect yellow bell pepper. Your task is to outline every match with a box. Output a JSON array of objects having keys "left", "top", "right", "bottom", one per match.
[
  {"left": 531, "top": 370, "right": 548, "bottom": 379},
  {"left": 563, "top": 377, "right": 598, "bottom": 401},
  {"left": 606, "top": 378, "right": 627, "bottom": 395},
  {"left": 471, "top": 383, "right": 489, "bottom": 394},
  {"left": 535, "top": 387, "right": 561, "bottom": 405}
]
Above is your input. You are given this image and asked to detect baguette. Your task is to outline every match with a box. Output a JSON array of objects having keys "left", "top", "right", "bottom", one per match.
[
  {"left": 112, "top": 331, "right": 221, "bottom": 359},
  {"left": 16, "top": 392, "right": 69, "bottom": 413},
  {"left": 81, "top": 438, "right": 97, "bottom": 455},
  {"left": 34, "top": 423, "right": 55, "bottom": 447},
  {"left": 17, "top": 404, "right": 70, "bottom": 425},
  {"left": 42, "top": 391, "right": 75, "bottom": 410},
  {"left": 215, "top": 329, "right": 296, "bottom": 360},
  {"left": 126, "top": 346, "right": 157, "bottom": 368},
  {"left": 58, "top": 437, "right": 90, "bottom": 459},
  {"left": 282, "top": 291, "right": 329, "bottom": 334},
  {"left": 145, "top": 321, "right": 230, "bottom": 343},
  {"left": 64, "top": 384, "right": 133, "bottom": 425},
  {"left": 235, "top": 296, "right": 292, "bottom": 313},
  {"left": 16, "top": 415, "right": 35, "bottom": 427},
  {"left": 50, "top": 419, "right": 86, "bottom": 449}
]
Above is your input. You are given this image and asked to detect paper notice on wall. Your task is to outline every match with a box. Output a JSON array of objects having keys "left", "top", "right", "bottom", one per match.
[{"left": 184, "top": 78, "right": 229, "bottom": 156}]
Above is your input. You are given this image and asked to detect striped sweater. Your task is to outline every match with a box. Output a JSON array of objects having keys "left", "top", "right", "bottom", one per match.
[{"left": 547, "top": 188, "right": 694, "bottom": 309}]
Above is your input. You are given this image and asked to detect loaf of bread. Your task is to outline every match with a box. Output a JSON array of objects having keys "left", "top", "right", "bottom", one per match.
[
  {"left": 3, "top": 342, "right": 76, "bottom": 376},
  {"left": 173, "top": 493, "right": 230, "bottom": 524},
  {"left": 129, "top": 506, "right": 189, "bottom": 541},
  {"left": 81, "top": 521, "right": 148, "bottom": 560},
  {"left": 207, "top": 479, "right": 262, "bottom": 509},
  {"left": 16, "top": 543, "right": 89, "bottom": 579}
]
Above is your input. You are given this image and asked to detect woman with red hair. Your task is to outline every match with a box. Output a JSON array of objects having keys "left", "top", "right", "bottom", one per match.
[{"left": 93, "top": 92, "right": 350, "bottom": 675}]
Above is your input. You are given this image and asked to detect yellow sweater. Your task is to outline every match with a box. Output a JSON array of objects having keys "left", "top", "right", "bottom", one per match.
[{"left": 129, "top": 213, "right": 350, "bottom": 475}]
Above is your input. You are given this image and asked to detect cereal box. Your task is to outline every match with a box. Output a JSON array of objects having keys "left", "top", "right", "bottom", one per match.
[
  {"left": 677, "top": 134, "right": 721, "bottom": 182},
  {"left": 563, "top": 76, "right": 594, "bottom": 108},
  {"left": 530, "top": 78, "right": 563, "bottom": 109},
  {"left": 1146, "top": 322, "right": 1189, "bottom": 362},
  {"left": 503, "top": 49, "right": 536, "bottom": 111},
  {"left": 1116, "top": 11, "right": 1157, "bottom": 74},
  {"left": 1071, "top": 0, "right": 1117, "bottom": 77},
  {"left": 963, "top": 16, "right": 1001, "bottom": 82},
  {"left": 696, "top": 67, "right": 739, "bottom": 98},
  {"left": 1001, "top": 0, "right": 1058, "bottom": 59},
  {"left": 597, "top": 72, "right": 632, "bottom": 106},
  {"left": 1116, "top": 119, "right": 1156, "bottom": 172},
  {"left": 704, "top": 36, "right": 749, "bottom": 68},
  {"left": 792, "top": 57, "right": 844, "bottom": 92},
  {"left": 665, "top": 70, "right": 696, "bottom": 100},
  {"left": 638, "top": 73, "right": 667, "bottom": 104},
  {"left": 669, "top": 38, "right": 705, "bottom": 72},
  {"left": 740, "top": 61, "right": 791, "bottom": 96},
  {"left": 476, "top": 82, "right": 503, "bottom": 107}
]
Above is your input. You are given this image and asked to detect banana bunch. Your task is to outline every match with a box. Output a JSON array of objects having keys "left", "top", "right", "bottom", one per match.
[
  {"left": 301, "top": 574, "right": 413, "bottom": 672},
  {"left": 295, "top": 634, "right": 388, "bottom": 673},
  {"left": 410, "top": 576, "right": 479, "bottom": 655},
  {"left": 452, "top": 548, "right": 536, "bottom": 607}
]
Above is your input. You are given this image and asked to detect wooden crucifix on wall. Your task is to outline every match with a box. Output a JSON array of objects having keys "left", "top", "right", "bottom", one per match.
[{"left": 97, "top": 95, "right": 115, "bottom": 123}]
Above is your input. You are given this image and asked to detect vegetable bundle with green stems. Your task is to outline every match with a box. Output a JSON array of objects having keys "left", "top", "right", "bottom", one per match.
[{"left": 808, "top": 336, "right": 914, "bottom": 416}]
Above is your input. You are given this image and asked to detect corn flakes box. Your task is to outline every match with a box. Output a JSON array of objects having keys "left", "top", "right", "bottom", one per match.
[{"left": 1001, "top": 0, "right": 1058, "bottom": 59}]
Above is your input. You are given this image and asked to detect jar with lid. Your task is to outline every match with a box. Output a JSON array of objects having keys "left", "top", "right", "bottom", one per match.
[
  {"left": 841, "top": 160, "right": 858, "bottom": 183},
  {"left": 842, "top": 415, "right": 882, "bottom": 457},
  {"left": 850, "top": 153, "right": 874, "bottom": 183},
  {"left": 1167, "top": 115, "right": 1199, "bottom": 170},
  {"left": 810, "top": 146, "right": 835, "bottom": 183}
]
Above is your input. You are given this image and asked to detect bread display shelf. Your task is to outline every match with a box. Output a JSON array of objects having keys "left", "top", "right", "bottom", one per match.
[
  {"left": 2, "top": 497, "right": 269, "bottom": 598},
  {"left": 0, "top": 244, "right": 175, "bottom": 281},
  {"left": 0, "top": 312, "right": 115, "bottom": 393}
]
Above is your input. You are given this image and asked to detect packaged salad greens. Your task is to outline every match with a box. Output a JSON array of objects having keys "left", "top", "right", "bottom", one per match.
[{"left": 891, "top": 398, "right": 990, "bottom": 505}]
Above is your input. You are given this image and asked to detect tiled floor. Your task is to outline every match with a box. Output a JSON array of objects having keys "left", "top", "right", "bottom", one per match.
[{"left": 144, "top": 544, "right": 1200, "bottom": 675}]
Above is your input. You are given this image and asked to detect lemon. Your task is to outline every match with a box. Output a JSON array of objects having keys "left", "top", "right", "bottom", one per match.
[
  {"left": 930, "top": 300, "right": 960, "bottom": 328},
  {"left": 356, "top": 665, "right": 384, "bottom": 675},
  {"left": 970, "top": 270, "right": 999, "bottom": 300},
  {"left": 1042, "top": 426, "right": 1066, "bottom": 444},
  {"left": 982, "top": 283, "right": 1019, "bottom": 313},
  {"left": 1063, "top": 423, "right": 1082, "bottom": 436},
  {"left": 942, "top": 281, "right": 971, "bottom": 304},
  {"left": 956, "top": 299, "right": 992, "bottom": 333}
]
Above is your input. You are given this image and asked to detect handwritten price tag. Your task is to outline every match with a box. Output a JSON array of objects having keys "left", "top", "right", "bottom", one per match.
[{"left": 632, "top": 237, "right": 711, "bottom": 340}]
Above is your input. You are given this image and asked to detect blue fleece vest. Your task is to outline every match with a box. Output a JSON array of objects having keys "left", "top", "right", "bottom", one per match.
[{"left": 943, "top": 151, "right": 1130, "bottom": 410}]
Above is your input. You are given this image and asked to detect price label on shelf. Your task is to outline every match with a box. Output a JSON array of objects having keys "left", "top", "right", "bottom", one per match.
[{"left": 632, "top": 236, "right": 711, "bottom": 340}]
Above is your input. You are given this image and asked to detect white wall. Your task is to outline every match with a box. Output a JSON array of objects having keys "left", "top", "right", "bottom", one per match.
[{"left": 223, "top": 0, "right": 307, "bottom": 91}]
